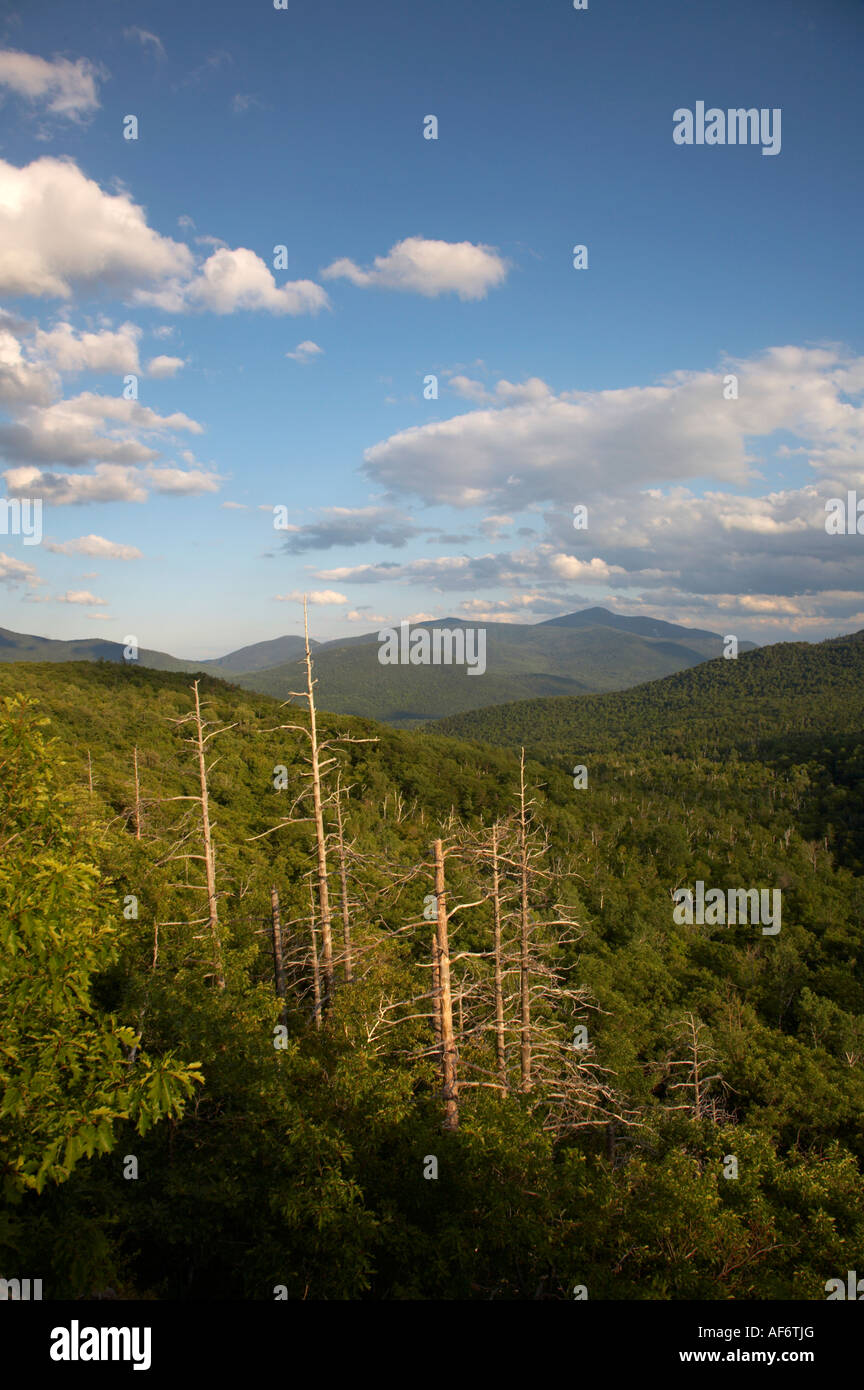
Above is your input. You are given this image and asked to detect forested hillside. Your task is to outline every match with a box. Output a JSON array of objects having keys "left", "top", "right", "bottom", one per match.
[
  {"left": 431, "top": 632, "right": 864, "bottom": 757},
  {"left": 1, "top": 653, "right": 862, "bottom": 1300}
]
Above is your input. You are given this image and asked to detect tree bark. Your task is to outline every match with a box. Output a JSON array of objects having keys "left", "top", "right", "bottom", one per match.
[
  {"left": 334, "top": 775, "right": 353, "bottom": 982},
  {"left": 431, "top": 931, "right": 442, "bottom": 1055},
  {"left": 303, "top": 596, "right": 334, "bottom": 1008},
  {"left": 192, "top": 680, "right": 224, "bottom": 989},
  {"left": 518, "top": 749, "right": 532, "bottom": 1092},
  {"left": 270, "top": 885, "right": 286, "bottom": 1020},
  {"left": 433, "top": 838, "right": 459, "bottom": 1131},
  {"left": 308, "top": 880, "right": 322, "bottom": 1031},
  {"left": 491, "top": 823, "right": 508, "bottom": 1095}
]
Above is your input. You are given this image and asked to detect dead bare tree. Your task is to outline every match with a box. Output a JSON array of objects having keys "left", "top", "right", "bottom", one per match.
[
  {"left": 433, "top": 837, "right": 459, "bottom": 1131},
  {"left": 158, "top": 679, "right": 237, "bottom": 989},
  {"left": 332, "top": 772, "right": 355, "bottom": 983},
  {"left": 251, "top": 595, "right": 376, "bottom": 1016},
  {"left": 270, "top": 884, "right": 287, "bottom": 1021},
  {"left": 664, "top": 1012, "right": 727, "bottom": 1121},
  {"left": 490, "top": 823, "right": 508, "bottom": 1094}
]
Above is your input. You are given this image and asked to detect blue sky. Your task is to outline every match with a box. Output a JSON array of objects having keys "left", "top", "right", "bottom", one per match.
[{"left": 0, "top": 0, "right": 862, "bottom": 656}]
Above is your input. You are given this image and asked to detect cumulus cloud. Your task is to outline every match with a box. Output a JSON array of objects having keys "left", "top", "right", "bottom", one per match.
[
  {"left": 449, "top": 375, "right": 490, "bottom": 403},
  {"left": 32, "top": 321, "right": 142, "bottom": 374},
  {"left": 345, "top": 609, "right": 389, "bottom": 623},
  {"left": 44, "top": 534, "right": 142, "bottom": 560},
  {"left": 3, "top": 464, "right": 148, "bottom": 505},
  {"left": 364, "top": 346, "right": 864, "bottom": 511},
  {"left": 279, "top": 505, "right": 425, "bottom": 553},
  {"left": 0, "top": 326, "right": 58, "bottom": 406},
  {"left": 286, "top": 340, "right": 323, "bottom": 362},
  {"left": 3, "top": 459, "right": 218, "bottom": 504},
  {"left": 147, "top": 354, "right": 185, "bottom": 377},
  {"left": 144, "top": 465, "right": 220, "bottom": 494},
  {"left": 0, "top": 551, "right": 39, "bottom": 585},
  {"left": 0, "top": 392, "right": 202, "bottom": 468},
  {"left": 0, "top": 157, "right": 327, "bottom": 321},
  {"left": 479, "top": 514, "right": 513, "bottom": 538},
  {"left": 181, "top": 247, "right": 329, "bottom": 316},
  {"left": 549, "top": 555, "right": 626, "bottom": 581},
  {"left": 0, "top": 157, "right": 194, "bottom": 299},
  {"left": 0, "top": 50, "right": 103, "bottom": 119},
  {"left": 56, "top": 588, "right": 107, "bottom": 605},
  {"left": 322, "top": 236, "right": 509, "bottom": 301},
  {"left": 275, "top": 589, "right": 348, "bottom": 605},
  {"left": 448, "top": 375, "right": 551, "bottom": 406}
]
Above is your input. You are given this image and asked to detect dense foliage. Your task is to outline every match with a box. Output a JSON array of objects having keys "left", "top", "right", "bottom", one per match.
[{"left": 0, "top": 646, "right": 862, "bottom": 1300}]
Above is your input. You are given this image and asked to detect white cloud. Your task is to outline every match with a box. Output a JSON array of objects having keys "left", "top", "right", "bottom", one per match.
[
  {"left": 345, "top": 609, "right": 389, "bottom": 622},
  {"left": 364, "top": 346, "right": 864, "bottom": 510},
  {"left": 183, "top": 247, "right": 329, "bottom": 316},
  {"left": 286, "top": 340, "right": 323, "bottom": 362},
  {"left": 44, "top": 534, "right": 142, "bottom": 560},
  {"left": 56, "top": 589, "right": 107, "bottom": 605},
  {"left": 144, "top": 465, "right": 220, "bottom": 494},
  {"left": 0, "top": 392, "right": 202, "bottom": 468},
  {"left": 494, "top": 377, "right": 551, "bottom": 404},
  {"left": 32, "top": 321, "right": 142, "bottom": 373},
  {"left": 0, "top": 550, "right": 39, "bottom": 585},
  {"left": 549, "top": 555, "right": 626, "bottom": 581},
  {"left": 480, "top": 513, "right": 513, "bottom": 538},
  {"left": 3, "top": 459, "right": 219, "bottom": 504},
  {"left": 3, "top": 464, "right": 149, "bottom": 504},
  {"left": 0, "top": 326, "right": 58, "bottom": 405},
  {"left": 0, "top": 157, "right": 194, "bottom": 299},
  {"left": 0, "top": 50, "right": 102, "bottom": 119},
  {"left": 275, "top": 589, "right": 348, "bottom": 605},
  {"left": 147, "top": 354, "right": 185, "bottom": 378},
  {"left": 322, "top": 236, "right": 509, "bottom": 301},
  {"left": 221, "top": 501, "right": 248, "bottom": 510}
]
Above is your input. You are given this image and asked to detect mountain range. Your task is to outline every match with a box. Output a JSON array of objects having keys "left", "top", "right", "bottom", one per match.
[{"left": 0, "top": 608, "right": 758, "bottom": 726}]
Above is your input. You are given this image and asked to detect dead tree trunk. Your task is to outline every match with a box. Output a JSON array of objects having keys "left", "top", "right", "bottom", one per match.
[
  {"left": 491, "top": 823, "right": 508, "bottom": 1095},
  {"left": 518, "top": 749, "right": 532, "bottom": 1092},
  {"left": 303, "top": 596, "right": 334, "bottom": 1009},
  {"left": 192, "top": 679, "right": 224, "bottom": 989},
  {"left": 270, "top": 885, "right": 286, "bottom": 1020},
  {"left": 433, "top": 838, "right": 459, "bottom": 1131},
  {"left": 308, "top": 879, "right": 322, "bottom": 1031},
  {"left": 334, "top": 774, "right": 353, "bottom": 982},
  {"left": 431, "top": 931, "right": 442, "bottom": 1056}
]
